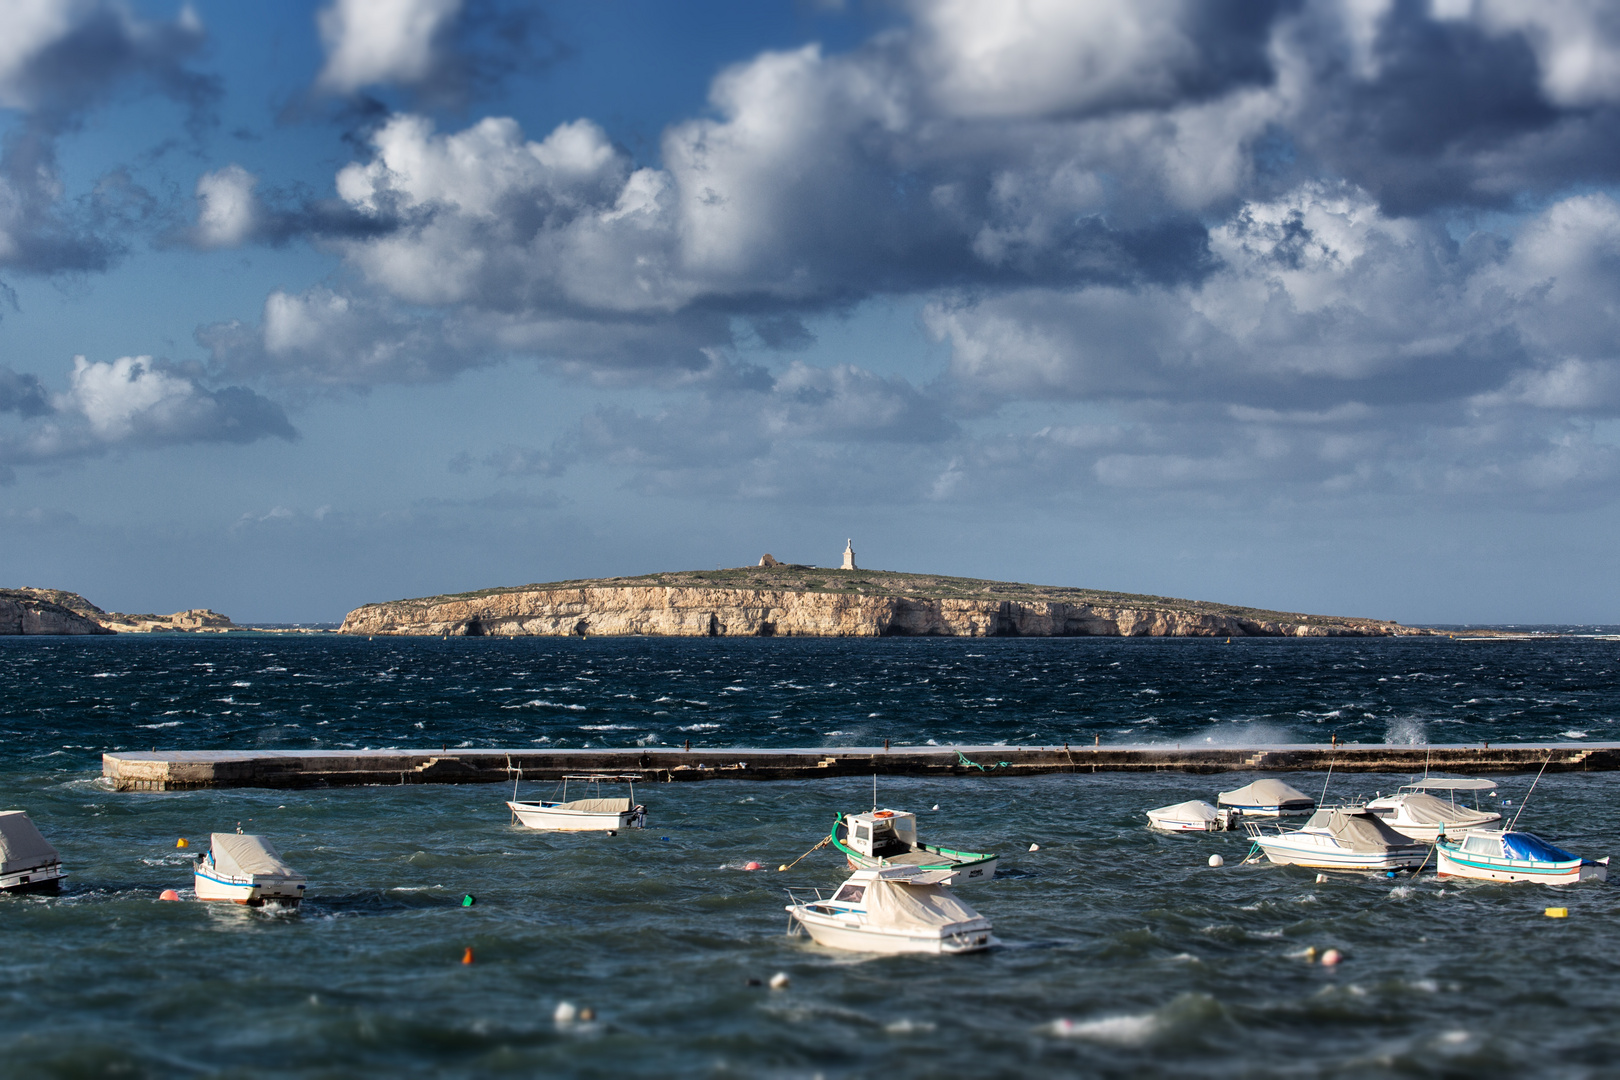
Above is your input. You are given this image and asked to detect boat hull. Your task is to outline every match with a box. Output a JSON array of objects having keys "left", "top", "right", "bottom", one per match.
[
  {"left": 1, "top": 863, "right": 63, "bottom": 892},
  {"left": 1252, "top": 837, "right": 1427, "bottom": 871},
  {"left": 1435, "top": 846, "right": 1607, "bottom": 885},
  {"left": 1146, "top": 814, "right": 1218, "bottom": 832},
  {"left": 508, "top": 801, "right": 638, "bottom": 832},
  {"left": 194, "top": 868, "right": 305, "bottom": 906},
  {"left": 787, "top": 906, "right": 995, "bottom": 955}
]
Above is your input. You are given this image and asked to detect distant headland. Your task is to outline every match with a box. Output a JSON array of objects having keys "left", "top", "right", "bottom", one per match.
[{"left": 339, "top": 556, "right": 1429, "bottom": 639}]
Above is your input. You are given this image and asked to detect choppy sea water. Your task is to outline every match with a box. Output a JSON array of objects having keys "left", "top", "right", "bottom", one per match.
[{"left": 3, "top": 635, "right": 1619, "bottom": 1077}]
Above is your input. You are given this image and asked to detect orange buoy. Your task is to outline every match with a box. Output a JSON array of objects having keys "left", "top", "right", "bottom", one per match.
[
  {"left": 462, "top": 947, "right": 475, "bottom": 965},
  {"left": 159, "top": 889, "right": 181, "bottom": 901},
  {"left": 744, "top": 861, "right": 762, "bottom": 871}
]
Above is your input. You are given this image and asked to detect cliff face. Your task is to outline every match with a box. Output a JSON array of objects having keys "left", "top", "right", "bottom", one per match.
[
  {"left": 340, "top": 585, "right": 1415, "bottom": 638},
  {"left": 0, "top": 589, "right": 235, "bottom": 634},
  {"left": 0, "top": 590, "right": 116, "bottom": 635}
]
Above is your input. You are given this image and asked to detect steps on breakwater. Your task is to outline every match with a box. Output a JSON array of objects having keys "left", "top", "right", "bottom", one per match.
[{"left": 101, "top": 744, "right": 1620, "bottom": 791}]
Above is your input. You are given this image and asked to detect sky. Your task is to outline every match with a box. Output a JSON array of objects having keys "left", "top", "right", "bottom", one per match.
[{"left": 4, "top": 0, "right": 1620, "bottom": 624}]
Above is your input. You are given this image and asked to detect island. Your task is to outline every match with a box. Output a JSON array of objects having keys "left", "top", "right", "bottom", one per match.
[
  {"left": 339, "top": 559, "right": 1425, "bottom": 638},
  {"left": 0, "top": 588, "right": 234, "bottom": 635}
]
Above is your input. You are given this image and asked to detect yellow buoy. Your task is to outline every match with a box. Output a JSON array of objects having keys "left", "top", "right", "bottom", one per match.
[
  {"left": 176, "top": 837, "right": 188, "bottom": 848},
  {"left": 1546, "top": 907, "right": 1569, "bottom": 918}
]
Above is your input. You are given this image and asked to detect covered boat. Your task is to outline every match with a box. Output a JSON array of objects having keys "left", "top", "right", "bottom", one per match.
[
  {"left": 194, "top": 832, "right": 306, "bottom": 906},
  {"left": 508, "top": 773, "right": 647, "bottom": 833},
  {"left": 0, "top": 811, "right": 63, "bottom": 893},
  {"left": 1146, "top": 800, "right": 1232, "bottom": 833},
  {"left": 831, "top": 810, "right": 998, "bottom": 884},
  {"left": 1436, "top": 828, "right": 1609, "bottom": 885},
  {"left": 1365, "top": 778, "right": 1501, "bottom": 842},
  {"left": 1217, "top": 779, "right": 1316, "bottom": 817},
  {"left": 1246, "top": 807, "right": 1428, "bottom": 871},
  {"left": 785, "top": 865, "right": 996, "bottom": 955}
]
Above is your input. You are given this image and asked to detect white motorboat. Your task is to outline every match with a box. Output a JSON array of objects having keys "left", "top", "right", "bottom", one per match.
[
  {"left": 507, "top": 773, "right": 647, "bottom": 833},
  {"left": 194, "top": 832, "right": 306, "bottom": 906},
  {"left": 785, "top": 865, "right": 996, "bottom": 955},
  {"left": 1436, "top": 828, "right": 1609, "bottom": 885},
  {"left": 830, "top": 810, "right": 998, "bottom": 884},
  {"left": 0, "top": 811, "right": 64, "bottom": 893},
  {"left": 1365, "top": 778, "right": 1501, "bottom": 842},
  {"left": 1246, "top": 807, "right": 1428, "bottom": 871},
  {"left": 1146, "top": 800, "right": 1234, "bottom": 832},
  {"left": 1217, "top": 779, "right": 1316, "bottom": 817}
]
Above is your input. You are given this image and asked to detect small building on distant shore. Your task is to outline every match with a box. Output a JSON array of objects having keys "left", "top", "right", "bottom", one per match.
[{"left": 841, "top": 539, "right": 857, "bottom": 571}]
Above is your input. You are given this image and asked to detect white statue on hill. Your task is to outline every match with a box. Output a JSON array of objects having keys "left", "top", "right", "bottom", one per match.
[{"left": 842, "top": 539, "right": 857, "bottom": 571}]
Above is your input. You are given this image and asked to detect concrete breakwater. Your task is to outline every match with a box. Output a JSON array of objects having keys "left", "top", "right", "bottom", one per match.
[{"left": 102, "top": 744, "right": 1619, "bottom": 791}]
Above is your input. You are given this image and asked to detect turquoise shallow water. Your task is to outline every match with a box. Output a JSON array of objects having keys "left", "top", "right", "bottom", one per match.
[{"left": 3, "top": 636, "right": 1619, "bottom": 1077}]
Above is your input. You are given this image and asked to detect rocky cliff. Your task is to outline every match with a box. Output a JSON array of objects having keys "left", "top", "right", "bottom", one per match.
[
  {"left": 340, "top": 567, "right": 1422, "bottom": 638},
  {"left": 0, "top": 589, "right": 115, "bottom": 635},
  {"left": 0, "top": 588, "right": 235, "bottom": 634}
]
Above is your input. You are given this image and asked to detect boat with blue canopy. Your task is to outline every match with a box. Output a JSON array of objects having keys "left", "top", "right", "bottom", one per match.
[{"left": 1436, "top": 828, "right": 1608, "bottom": 885}]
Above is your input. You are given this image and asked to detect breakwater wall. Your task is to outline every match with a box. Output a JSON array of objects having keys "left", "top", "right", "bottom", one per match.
[{"left": 102, "top": 744, "right": 1620, "bottom": 792}]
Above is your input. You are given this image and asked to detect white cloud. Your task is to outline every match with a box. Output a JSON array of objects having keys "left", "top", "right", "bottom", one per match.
[
  {"left": 315, "top": 0, "right": 463, "bottom": 94},
  {"left": 191, "top": 164, "right": 260, "bottom": 249},
  {"left": 1441, "top": 0, "right": 1620, "bottom": 106}
]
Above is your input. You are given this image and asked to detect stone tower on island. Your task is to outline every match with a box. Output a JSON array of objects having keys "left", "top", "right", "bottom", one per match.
[{"left": 841, "top": 539, "right": 857, "bottom": 571}]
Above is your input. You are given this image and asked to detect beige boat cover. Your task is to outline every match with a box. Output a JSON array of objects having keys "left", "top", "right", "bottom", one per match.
[
  {"left": 1217, "top": 779, "right": 1315, "bottom": 809},
  {"left": 1148, "top": 800, "right": 1220, "bottom": 823},
  {"left": 560, "top": 798, "right": 631, "bottom": 814},
  {"left": 1400, "top": 792, "right": 1492, "bottom": 825},
  {"left": 210, "top": 833, "right": 298, "bottom": 878},
  {"left": 863, "top": 878, "right": 982, "bottom": 931},
  {"left": 1304, "top": 809, "right": 1417, "bottom": 851},
  {"left": 0, "top": 811, "right": 59, "bottom": 875}
]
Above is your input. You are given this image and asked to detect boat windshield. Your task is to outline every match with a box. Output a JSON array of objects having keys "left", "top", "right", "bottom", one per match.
[{"left": 833, "top": 884, "right": 866, "bottom": 903}]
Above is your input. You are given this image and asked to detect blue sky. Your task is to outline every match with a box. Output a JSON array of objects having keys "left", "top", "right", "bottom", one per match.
[{"left": 4, "top": 0, "right": 1620, "bottom": 624}]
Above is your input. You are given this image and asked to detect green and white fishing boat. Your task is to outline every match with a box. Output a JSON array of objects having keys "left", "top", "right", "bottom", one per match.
[{"left": 830, "top": 809, "right": 998, "bottom": 885}]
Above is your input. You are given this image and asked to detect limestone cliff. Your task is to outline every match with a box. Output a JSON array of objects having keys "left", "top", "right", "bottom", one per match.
[
  {"left": 340, "top": 567, "right": 1422, "bottom": 639},
  {"left": 0, "top": 588, "right": 235, "bottom": 634},
  {"left": 0, "top": 589, "right": 115, "bottom": 635}
]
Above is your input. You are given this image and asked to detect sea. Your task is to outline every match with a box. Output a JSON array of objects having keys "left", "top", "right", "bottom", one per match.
[{"left": 2, "top": 633, "right": 1619, "bottom": 1078}]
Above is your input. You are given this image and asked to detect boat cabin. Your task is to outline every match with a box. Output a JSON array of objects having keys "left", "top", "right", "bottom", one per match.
[{"left": 843, "top": 810, "right": 918, "bottom": 858}]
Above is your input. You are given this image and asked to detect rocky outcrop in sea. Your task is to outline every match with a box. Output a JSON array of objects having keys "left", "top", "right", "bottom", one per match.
[{"left": 339, "top": 568, "right": 1421, "bottom": 639}]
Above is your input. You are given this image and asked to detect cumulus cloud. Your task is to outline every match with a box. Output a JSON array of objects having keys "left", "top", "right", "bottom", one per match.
[
  {"left": 0, "top": 355, "right": 293, "bottom": 480},
  {"left": 0, "top": 1, "right": 213, "bottom": 275},
  {"left": 313, "top": 0, "right": 560, "bottom": 103},
  {"left": 316, "top": 0, "right": 463, "bottom": 93},
  {"left": 189, "top": 164, "right": 260, "bottom": 249},
  {"left": 198, "top": 1, "right": 1620, "bottom": 507}
]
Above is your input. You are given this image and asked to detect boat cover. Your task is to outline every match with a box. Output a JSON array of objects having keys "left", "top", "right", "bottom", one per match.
[
  {"left": 1405, "top": 777, "right": 1496, "bottom": 791},
  {"left": 210, "top": 834, "right": 298, "bottom": 878},
  {"left": 0, "top": 811, "right": 59, "bottom": 874},
  {"left": 1217, "top": 779, "right": 1315, "bottom": 810},
  {"left": 1148, "top": 800, "right": 1220, "bottom": 824},
  {"left": 1399, "top": 793, "right": 1490, "bottom": 825},
  {"left": 560, "top": 798, "right": 631, "bottom": 814},
  {"left": 1304, "top": 809, "right": 1417, "bottom": 852},
  {"left": 1501, "top": 832, "right": 1577, "bottom": 863},
  {"left": 863, "top": 878, "right": 982, "bottom": 931}
]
